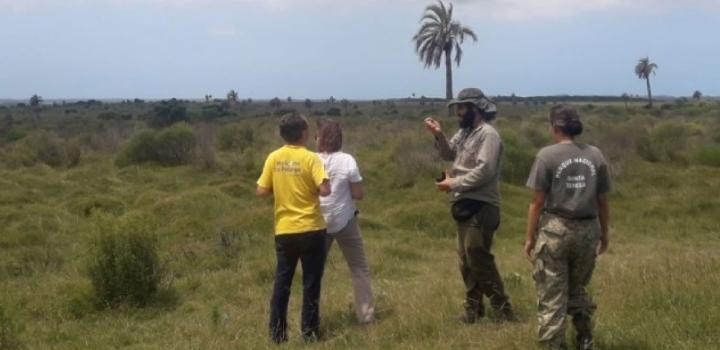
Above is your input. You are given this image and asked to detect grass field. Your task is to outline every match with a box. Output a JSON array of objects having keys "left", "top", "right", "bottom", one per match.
[{"left": 0, "top": 100, "right": 719, "bottom": 349}]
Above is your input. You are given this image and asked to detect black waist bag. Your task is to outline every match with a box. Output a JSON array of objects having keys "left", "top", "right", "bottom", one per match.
[{"left": 451, "top": 198, "right": 484, "bottom": 222}]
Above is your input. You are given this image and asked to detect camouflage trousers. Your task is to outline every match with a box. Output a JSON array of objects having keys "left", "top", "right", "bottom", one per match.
[
  {"left": 456, "top": 203, "right": 511, "bottom": 315},
  {"left": 532, "top": 214, "right": 600, "bottom": 347}
]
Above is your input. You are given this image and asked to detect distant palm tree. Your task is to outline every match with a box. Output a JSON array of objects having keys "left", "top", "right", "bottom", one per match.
[
  {"left": 693, "top": 90, "right": 702, "bottom": 102},
  {"left": 227, "top": 90, "right": 238, "bottom": 105},
  {"left": 29, "top": 94, "right": 42, "bottom": 121},
  {"left": 413, "top": 0, "right": 477, "bottom": 100},
  {"left": 635, "top": 57, "right": 658, "bottom": 108}
]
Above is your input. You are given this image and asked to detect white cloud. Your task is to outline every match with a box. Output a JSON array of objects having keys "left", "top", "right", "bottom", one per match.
[{"left": 2, "top": 0, "right": 719, "bottom": 19}]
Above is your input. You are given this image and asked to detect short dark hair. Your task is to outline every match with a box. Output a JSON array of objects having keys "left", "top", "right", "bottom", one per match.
[
  {"left": 279, "top": 113, "right": 308, "bottom": 143},
  {"left": 317, "top": 119, "right": 343, "bottom": 153},
  {"left": 549, "top": 104, "right": 583, "bottom": 137}
]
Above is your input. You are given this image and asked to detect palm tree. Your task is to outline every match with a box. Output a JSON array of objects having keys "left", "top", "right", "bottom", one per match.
[
  {"left": 29, "top": 94, "right": 42, "bottom": 121},
  {"left": 413, "top": 0, "right": 477, "bottom": 100},
  {"left": 693, "top": 90, "right": 702, "bottom": 102},
  {"left": 635, "top": 57, "right": 658, "bottom": 108},
  {"left": 226, "top": 90, "right": 238, "bottom": 105}
]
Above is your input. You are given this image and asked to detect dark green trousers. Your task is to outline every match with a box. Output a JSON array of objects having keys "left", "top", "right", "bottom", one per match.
[{"left": 456, "top": 203, "right": 511, "bottom": 313}]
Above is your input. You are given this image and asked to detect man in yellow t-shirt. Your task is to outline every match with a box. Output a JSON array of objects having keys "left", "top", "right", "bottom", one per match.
[{"left": 256, "top": 113, "right": 330, "bottom": 343}]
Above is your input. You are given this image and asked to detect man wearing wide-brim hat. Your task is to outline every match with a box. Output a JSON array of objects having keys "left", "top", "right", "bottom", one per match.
[{"left": 424, "top": 88, "right": 515, "bottom": 323}]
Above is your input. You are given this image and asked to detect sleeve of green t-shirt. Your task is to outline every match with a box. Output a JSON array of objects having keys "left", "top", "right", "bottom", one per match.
[
  {"left": 596, "top": 153, "right": 612, "bottom": 194},
  {"left": 310, "top": 154, "right": 328, "bottom": 187},
  {"left": 256, "top": 154, "right": 274, "bottom": 189},
  {"left": 526, "top": 156, "right": 551, "bottom": 192}
]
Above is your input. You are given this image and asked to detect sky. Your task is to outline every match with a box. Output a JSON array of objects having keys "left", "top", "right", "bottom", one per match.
[{"left": 0, "top": 0, "right": 719, "bottom": 100}]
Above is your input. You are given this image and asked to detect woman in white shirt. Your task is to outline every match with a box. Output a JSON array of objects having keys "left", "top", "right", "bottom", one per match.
[{"left": 316, "top": 120, "right": 375, "bottom": 324}]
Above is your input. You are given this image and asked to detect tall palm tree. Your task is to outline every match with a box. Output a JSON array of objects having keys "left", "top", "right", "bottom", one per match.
[
  {"left": 635, "top": 57, "right": 658, "bottom": 108},
  {"left": 29, "top": 94, "right": 43, "bottom": 121},
  {"left": 413, "top": 1, "right": 477, "bottom": 100}
]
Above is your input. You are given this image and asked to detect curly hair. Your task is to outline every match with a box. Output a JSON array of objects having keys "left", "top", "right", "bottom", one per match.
[{"left": 317, "top": 119, "right": 343, "bottom": 153}]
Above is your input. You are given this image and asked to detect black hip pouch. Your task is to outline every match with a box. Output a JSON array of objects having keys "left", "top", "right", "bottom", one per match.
[{"left": 451, "top": 198, "right": 484, "bottom": 222}]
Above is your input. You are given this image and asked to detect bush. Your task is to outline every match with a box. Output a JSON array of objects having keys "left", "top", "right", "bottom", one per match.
[
  {"left": 116, "top": 130, "right": 156, "bottom": 165},
  {"left": 636, "top": 122, "right": 690, "bottom": 163},
  {"left": 117, "top": 123, "right": 197, "bottom": 166},
  {"left": 216, "top": 123, "right": 254, "bottom": 151},
  {"left": 148, "top": 99, "right": 188, "bottom": 128},
  {"left": 693, "top": 145, "right": 720, "bottom": 167},
  {"left": 0, "top": 131, "right": 82, "bottom": 168},
  {"left": 153, "top": 123, "right": 197, "bottom": 165},
  {"left": 87, "top": 215, "right": 164, "bottom": 308},
  {"left": 199, "top": 104, "right": 229, "bottom": 120},
  {"left": 326, "top": 107, "right": 342, "bottom": 116}
]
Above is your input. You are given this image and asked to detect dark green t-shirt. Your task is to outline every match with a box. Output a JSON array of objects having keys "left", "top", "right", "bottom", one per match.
[{"left": 526, "top": 143, "right": 611, "bottom": 219}]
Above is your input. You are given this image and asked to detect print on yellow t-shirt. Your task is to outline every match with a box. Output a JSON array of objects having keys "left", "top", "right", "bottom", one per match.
[{"left": 257, "top": 145, "right": 328, "bottom": 235}]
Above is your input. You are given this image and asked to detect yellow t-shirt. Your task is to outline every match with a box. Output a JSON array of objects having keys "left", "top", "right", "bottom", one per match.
[{"left": 257, "top": 145, "right": 328, "bottom": 235}]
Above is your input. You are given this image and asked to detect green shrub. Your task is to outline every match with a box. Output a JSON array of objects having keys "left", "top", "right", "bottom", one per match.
[
  {"left": 87, "top": 215, "right": 164, "bottom": 308},
  {"left": 117, "top": 123, "right": 196, "bottom": 166},
  {"left": 116, "top": 130, "right": 156, "bottom": 166},
  {"left": 199, "top": 104, "right": 229, "bottom": 120},
  {"left": 326, "top": 107, "right": 342, "bottom": 116},
  {"left": 148, "top": 99, "right": 188, "bottom": 128},
  {"left": 216, "top": 123, "right": 254, "bottom": 151},
  {"left": 153, "top": 123, "right": 197, "bottom": 165},
  {"left": 0, "top": 131, "right": 82, "bottom": 168},
  {"left": 636, "top": 122, "right": 690, "bottom": 163},
  {"left": 33, "top": 132, "right": 66, "bottom": 167},
  {"left": 693, "top": 145, "right": 720, "bottom": 167},
  {"left": 0, "top": 305, "right": 21, "bottom": 349}
]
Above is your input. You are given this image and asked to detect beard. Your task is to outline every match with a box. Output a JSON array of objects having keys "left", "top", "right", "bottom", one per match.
[{"left": 458, "top": 108, "right": 477, "bottom": 129}]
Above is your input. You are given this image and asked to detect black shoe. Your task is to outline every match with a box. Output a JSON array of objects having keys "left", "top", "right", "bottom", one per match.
[
  {"left": 576, "top": 335, "right": 593, "bottom": 350},
  {"left": 270, "top": 335, "right": 288, "bottom": 344},
  {"left": 457, "top": 304, "right": 485, "bottom": 324},
  {"left": 497, "top": 307, "right": 518, "bottom": 323},
  {"left": 302, "top": 330, "right": 321, "bottom": 343}
]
